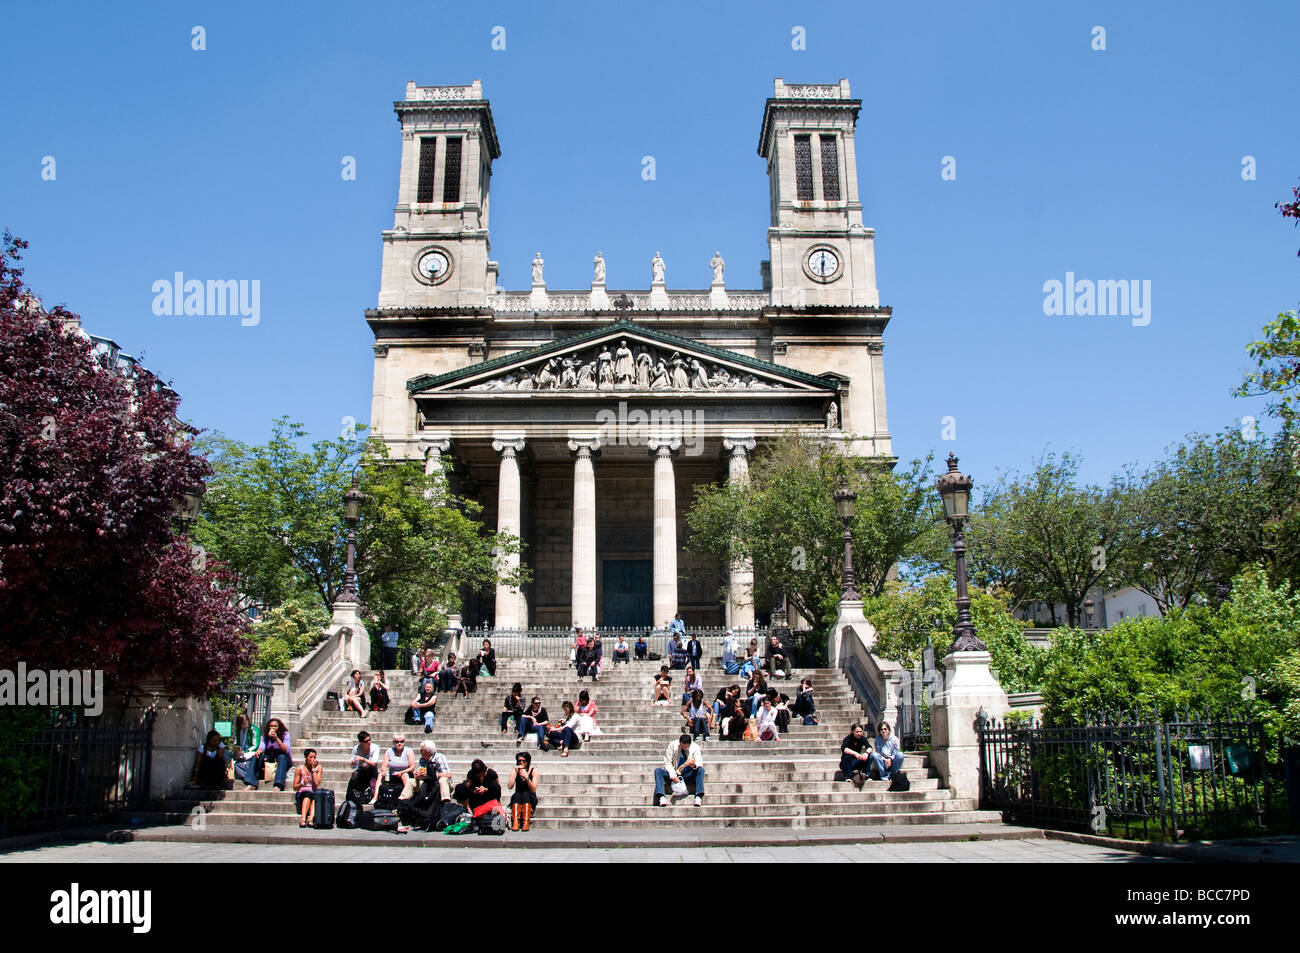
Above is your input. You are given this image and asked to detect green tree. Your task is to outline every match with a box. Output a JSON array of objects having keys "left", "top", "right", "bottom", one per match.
[
  {"left": 686, "top": 431, "right": 946, "bottom": 632},
  {"left": 247, "top": 597, "right": 329, "bottom": 670},
  {"left": 193, "top": 418, "right": 521, "bottom": 651},
  {"left": 972, "top": 452, "right": 1134, "bottom": 627},
  {"left": 1115, "top": 426, "right": 1294, "bottom": 613},
  {"left": 864, "top": 574, "right": 1047, "bottom": 694}
]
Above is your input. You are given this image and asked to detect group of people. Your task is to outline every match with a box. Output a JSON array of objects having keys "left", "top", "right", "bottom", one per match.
[
  {"left": 838, "top": 721, "right": 905, "bottom": 787},
  {"left": 501, "top": 687, "right": 602, "bottom": 756},
  {"left": 652, "top": 663, "right": 820, "bottom": 743},
  {"left": 191, "top": 713, "right": 297, "bottom": 792}
]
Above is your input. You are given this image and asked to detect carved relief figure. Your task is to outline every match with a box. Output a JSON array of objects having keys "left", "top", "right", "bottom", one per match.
[
  {"left": 689, "top": 358, "right": 709, "bottom": 390},
  {"left": 826, "top": 402, "right": 839, "bottom": 430},
  {"left": 614, "top": 339, "right": 635, "bottom": 386},
  {"left": 560, "top": 357, "right": 578, "bottom": 389},
  {"left": 597, "top": 345, "right": 615, "bottom": 389},
  {"left": 650, "top": 360, "right": 670, "bottom": 390},
  {"left": 669, "top": 352, "right": 689, "bottom": 389},
  {"left": 576, "top": 361, "right": 597, "bottom": 389},
  {"left": 635, "top": 348, "right": 653, "bottom": 389}
]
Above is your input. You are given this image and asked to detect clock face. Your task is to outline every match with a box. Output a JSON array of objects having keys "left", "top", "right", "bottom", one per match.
[
  {"left": 808, "top": 248, "right": 839, "bottom": 279},
  {"left": 417, "top": 250, "right": 450, "bottom": 282}
]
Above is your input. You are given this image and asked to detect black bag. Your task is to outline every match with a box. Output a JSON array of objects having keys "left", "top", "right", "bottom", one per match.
[
  {"left": 323, "top": 691, "right": 341, "bottom": 712},
  {"left": 361, "top": 808, "right": 401, "bottom": 832},
  {"left": 434, "top": 801, "right": 468, "bottom": 831},
  {"left": 336, "top": 800, "right": 361, "bottom": 829},
  {"left": 476, "top": 811, "right": 507, "bottom": 835},
  {"left": 888, "top": 773, "right": 911, "bottom": 792},
  {"left": 313, "top": 788, "right": 335, "bottom": 829},
  {"left": 647, "top": 652, "right": 663, "bottom": 661},
  {"left": 375, "top": 780, "right": 403, "bottom": 810}
]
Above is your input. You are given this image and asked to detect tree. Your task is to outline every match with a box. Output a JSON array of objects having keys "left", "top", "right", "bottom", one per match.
[
  {"left": 864, "top": 574, "right": 1047, "bottom": 694},
  {"left": 1116, "top": 426, "right": 1294, "bottom": 612},
  {"left": 194, "top": 418, "right": 521, "bottom": 648},
  {"left": 0, "top": 232, "right": 253, "bottom": 695},
  {"left": 686, "top": 430, "right": 946, "bottom": 631},
  {"left": 1236, "top": 177, "right": 1300, "bottom": 415},
  {"left": 973, "top": 452, "right": 1134, "bottom": 627}
]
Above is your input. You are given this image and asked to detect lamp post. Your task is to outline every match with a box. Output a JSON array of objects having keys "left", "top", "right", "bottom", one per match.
[
  {"left": 1084, "top": 598, "right": 1096, "bottom": 630},
  {"left": 173, "top": 485, "right": 203, "bottom": 528},
  {"left": 336, "top": 472, "right": 365, "bottom": 604},
  {"left": 833, "top": 474, "right": 859, "bottom": 602},
  {"left": 936, "top": 452, "right": 985, "bottom": 654}
]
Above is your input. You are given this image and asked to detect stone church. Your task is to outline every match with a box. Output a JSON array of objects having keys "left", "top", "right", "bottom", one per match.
[{"left": 366, "top": 78, "right": 892, "bottom": 632}]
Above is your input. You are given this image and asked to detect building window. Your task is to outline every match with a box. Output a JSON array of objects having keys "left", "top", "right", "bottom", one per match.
[
  {"left": 442, "top": 137, "right": 463, "bottom": 203},
  {"left": 820, "top": 135, "right": 840, "bottom": 201},
  {"left": 793, "top": 135, "right": 814, "bottom": 201},
  {"left": 416, "top": 137, "right": 437, "bottom": 203}
]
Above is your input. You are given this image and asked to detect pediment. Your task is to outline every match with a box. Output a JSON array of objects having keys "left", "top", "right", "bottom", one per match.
[{"left": 406, "top": 320, "right": 837, "bottom": 397}]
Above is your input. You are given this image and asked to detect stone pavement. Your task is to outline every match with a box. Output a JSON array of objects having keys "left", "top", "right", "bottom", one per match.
[{"left": 0, "top": 837, "right": 1174, "bottom": 864}]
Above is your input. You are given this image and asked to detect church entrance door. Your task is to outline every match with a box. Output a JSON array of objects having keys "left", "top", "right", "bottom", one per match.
[{"left": 601, "top": 560, "right": 652, "bottom": 629}]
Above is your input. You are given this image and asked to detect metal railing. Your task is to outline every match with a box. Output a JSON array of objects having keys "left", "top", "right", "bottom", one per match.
[
  {"left": 896, "top": 657, "right": 935, "bottom": 751},
  {"left": 471, "top": 625, "right": 773, "bottom": 660},
  {"left": 977, "top": 708, "right": 1273, "bottom": 840},
  {"left": 0, "top": 710, "right": 154, "bottom": 837},
  {"left": 212, "top": 675, "right": 274, "bottom": 733}
]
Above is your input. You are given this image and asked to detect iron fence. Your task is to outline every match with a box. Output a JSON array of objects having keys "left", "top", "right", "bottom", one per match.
[
  {"left": 471, "top": 625, "right": 774, "bottom": 660},
  {"left": 0, "top": 710, "right": 154, "bottom": 837},
  {"left": 896, "top": 655, "right": 935, "bottom": 751},
  {"left": 977, "top": 708, "right": 1273, "bottom": 840},
  {"left": 211, "top": 675, "right": 274, "bottom": 734}
]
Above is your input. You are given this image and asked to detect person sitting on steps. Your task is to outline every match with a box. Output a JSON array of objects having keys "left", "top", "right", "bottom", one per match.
[
  {"left": 255, "top": 718, "right": 294, "bottom": 792},
  {"left": 348, "top": 729, "right": 381, "bottom": 802},
  {"left": 343, "top": 669, "right": 367, "bottom": 718},
  {"left": 539, "top": 700, "right": 582, "bottom": 756},
  {"left": 478, "top": 638, "right": 497, "bottom": 677},
  {"left": 500, "top": 682, "right": 524, "bottom": 735},
  {"left": 452, "top": 656, "right": 480, "bottom": 697},
  {"left": 613, "top": 634, "right": 631, "bottom": 664},
  {"left": 870, "top": 721, "right": 905, "bottom": 782},
  {"left": 668, "top": 634, "right": 687, "bottom": 670},
  {"left": 517, "top": 696, "right": 548, "bottom": 746},
  {"left": 436, "top": 653, "right": 459, "bottom": 692},
  {"left": 634, "top": 634, "right": 647, "bottom": 661},
  {"left": 453, "top": 758, "right": 506, "bottom": 824},
  {"left": 574, "top": 689, "right": 600, "bottom": 742},
  {"left": 682, "top": 688, "right": 713, "bottom": 741},
  {"left": 507, "top": 750, "right": 539, "bottom": 831},
  {"left": 416, "top": 739, "right": 453, "bottom": 803},
  {"left": 652, "top": 666, "right": 673, "bottom": 705},
  {"left": 765, "top": 633, "right": 792, "bottom": 679},
  {"left": 410, "top": 681, "right": 438, "bottom": 733},
  {"left": 655, "top": 733, "right": 704, "bottom": 807},
  {"left": 577, "top": 634, "right": 601, "bottom": 682},
  {"left": 293, "top": 748, "right": 323, "bottom": 827},
  {"left": 679, "top": 665, "right": 702, "bottom": 707},
  {"left": 232, "top": 713, "right": 260, "bottom": 790},
  {"left": 791, "top": 677, "right": 818, "bottom": 725},
  {"left": 720, "top": 695, "right": 748, "bottom": 742},
  {"left": 369, "top": 670, "right": 390, "bottom": 712},
  {"left": 381, "top": 734, "right": 419, "bottom": 799},
  {"left": 755, "top": 695, "right": 779, "bottom": 741},
  {"left": 765, "top": 687, "right": 791, "bottom": 734},
  {"left": 712, "top": 684, "right": 739, "bottom": 726},
  {"left": 839, "top": 722, "right": 875, "bottom": 789},
  {"left": 190, "top": 729, "right": 227, "bottom": 788}
]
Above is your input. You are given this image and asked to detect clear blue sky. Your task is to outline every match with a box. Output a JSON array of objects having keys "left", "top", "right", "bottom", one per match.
[{"left": 3, "top": 1, "right": 1297, "bottom": 490}]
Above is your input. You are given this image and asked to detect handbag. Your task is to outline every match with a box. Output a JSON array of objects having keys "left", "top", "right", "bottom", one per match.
[{"left": 671, "top": 779, "right": 688, "bottom": 797}]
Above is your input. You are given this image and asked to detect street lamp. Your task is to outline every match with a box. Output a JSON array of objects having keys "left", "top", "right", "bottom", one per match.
[
  {"left": 173, "top": 484, "right": 204, "bottom": 528},
  {"left": 336, "top": 471, "right": 366, "bottom": 604},
  {"left": 833, "top": 473, "right": 859, "bottom": 602},
  {"left": 936, "top": 452, "right": 985, "bottom": 654},
  {"left": 1084, "top": 598, "right": 1095, "bottom": 630}
]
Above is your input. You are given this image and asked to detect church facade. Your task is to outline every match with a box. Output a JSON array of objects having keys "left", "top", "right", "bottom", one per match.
[{"left": 366, "top": 78, "right": 892, "bottom": 632}]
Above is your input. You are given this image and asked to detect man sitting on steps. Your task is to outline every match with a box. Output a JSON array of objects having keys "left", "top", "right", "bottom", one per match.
[
  {"left": 870, "top": 721, "right": 905, "bottom": 782},
  {"left": 654, "top": 733, "right": 704, "bottom": 807},
  {"left": 839, "top": 722, "right": 875, "bottom": 790}
]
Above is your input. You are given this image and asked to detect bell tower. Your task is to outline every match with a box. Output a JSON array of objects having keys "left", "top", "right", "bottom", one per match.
[
  {"left": 758, "top": 78, "right": 878, "bottom": 309},
  {"left": 377, "top": 80, "right": 502, "bottom": 310}
]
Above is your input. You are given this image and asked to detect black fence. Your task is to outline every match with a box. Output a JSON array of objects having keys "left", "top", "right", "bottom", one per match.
[
  {"left": 211, "top": 675, "right": 274, "bottom": 735},
  {"left": 0, "top": 710, "right": 154, "bottom": 838},
  {"left": 977, "top": 708, "right": 1275, "bottom": 840}
]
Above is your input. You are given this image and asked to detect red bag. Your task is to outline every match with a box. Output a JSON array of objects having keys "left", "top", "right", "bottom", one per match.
[{"left": 472, "top": 798, "right": 503, "bottom": 819}]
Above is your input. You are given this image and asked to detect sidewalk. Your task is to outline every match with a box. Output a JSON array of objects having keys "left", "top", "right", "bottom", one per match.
[
  {"left": 1045, "top": 830, "right": 1300, "bottom": 864},
  {"left": 106, "top": 821, "right": 1037, "bottom": 850}
]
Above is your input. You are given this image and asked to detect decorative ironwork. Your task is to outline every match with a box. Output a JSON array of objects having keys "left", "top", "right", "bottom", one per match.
[
  {"left": 416, "top": 137, "right": 437, "bottom": 204},
  {"left": 794, "top": 135, "right": 814, "bottom": 201},
  {"left": 976, "top": 708, "right": 1274, "bottom": 840},
  {"left": 441, "top": 136, "right": 462, "bottom": 204},
  {"left": 820, "top": 135, "right": 841, "bottom": 201}
]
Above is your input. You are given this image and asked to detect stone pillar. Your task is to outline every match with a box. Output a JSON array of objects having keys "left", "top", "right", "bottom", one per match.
[
  {"left": 648, "top": 436, "right": 681, "bottom": 627},
  {"left": 568, "top": 436, "right": 601, "bottom": 628},
  {"left": 115, "top": 684, "right": 215, "bottom": 800},
  {"left": 419, "top": 435, "right": 451, "bottom": 500},
  {"left": 492, "top": 435, "right": 525, "bottom": 630},
  {"left": 723, "top": 434, "right": 756, "bottom": 628},
  {"left": 929, "top": 651, "right": 1009, "bottom": 801}
]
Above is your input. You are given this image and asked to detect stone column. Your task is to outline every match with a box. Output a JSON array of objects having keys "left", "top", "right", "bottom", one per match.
[
  {"left": 419, "top": 436, "right": 451, "bottom": 500},
  {"left": 929, "top": 651, "right": 1009, "bottom": 801},
  {"left": 492, "top": 435, "right": 525, "bottom": 630},
  {"left": 568, "top": 436, "right": 601, "bottom": 628},
  {"left": 648, "top": 436, "right": 681, "bottom": 627},
  {"left": 723, "top": 435, "right": 756, "bottom": 628}
]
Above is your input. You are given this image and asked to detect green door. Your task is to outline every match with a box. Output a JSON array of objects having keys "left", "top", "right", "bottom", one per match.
[{"left": 602, "top": 560, "right": 652, "bottom": 628}]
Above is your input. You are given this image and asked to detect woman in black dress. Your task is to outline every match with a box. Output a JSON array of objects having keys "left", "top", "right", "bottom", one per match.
[{"left": 507, "top": 750, "right": 539, "bottom": 831}]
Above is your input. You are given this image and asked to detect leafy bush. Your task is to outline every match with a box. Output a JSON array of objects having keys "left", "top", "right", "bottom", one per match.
[{"left": 248, "top": 598, "right": 329, "bottom": 671}]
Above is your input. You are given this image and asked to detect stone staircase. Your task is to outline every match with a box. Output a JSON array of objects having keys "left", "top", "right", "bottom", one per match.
[{"left": 167, "top": 657, "right": 1003, "bottom": 832}]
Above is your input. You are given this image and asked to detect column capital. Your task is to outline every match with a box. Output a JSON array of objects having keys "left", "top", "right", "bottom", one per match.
[
  {"left": 491, "top": 434, "right": 526, "bottom": 457},
  {"left": 647, "top": 435, "right": 681, "bottom": 456},
  {"left": 722, "top": 434, "right": 757, "bottom": 455},
  {"left": 567, "top": 435, "right": 602, "bottom": 458},
  {"left": 418, "top": 435, "right": 452, "bottom": 456}
]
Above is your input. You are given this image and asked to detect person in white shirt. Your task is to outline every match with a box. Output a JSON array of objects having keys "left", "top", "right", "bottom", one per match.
[
  {"left": 348, "top": 729, "right": 381, "bottom": 801},
  {"left": 870, "top": 721, "right": 905, "bottom": 780},
  {"left": 654, "top": 734, "right": 704, "bottom": 807},
  {"left": 755, "top": 695, "right": 779, "bottom": 741},
  {"left": 416, "top": 740, "right": 453, "bottom": 802},
  {"left": 381, "top": 735, "right": 418, "bottom": 799}
]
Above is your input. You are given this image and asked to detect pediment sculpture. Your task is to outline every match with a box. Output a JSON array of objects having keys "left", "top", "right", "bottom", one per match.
[{"left": 464, "top": 339, "right": 790, "bottom": 393}]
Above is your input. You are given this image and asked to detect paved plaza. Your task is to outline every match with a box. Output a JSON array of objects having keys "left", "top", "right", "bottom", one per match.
[{"left": 1, "top": 837, "right": 1171, "bottom": 864}]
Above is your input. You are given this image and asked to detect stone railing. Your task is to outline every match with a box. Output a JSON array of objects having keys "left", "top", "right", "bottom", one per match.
[
  {"left": 266, "top": 624, "right": 367, "bottom": 741},
  {"left": 491, "top": 291, "right": 769, "bottom": 313}
]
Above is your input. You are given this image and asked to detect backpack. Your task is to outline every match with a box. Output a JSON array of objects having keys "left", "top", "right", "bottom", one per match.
[
  {"left": 361, "top": 808, "right": 401, "bottom": 832},
  {"left": 375, "top": 781, "right": 403, "bottom": 810},
  {"left": 434, "top": 801, "right": 469, "bottom": 832},
  {"left": 888, "top": 773, "right": 911, "bottom": 792},
  {"left": 476, "top": 811, "right": 507, "bottom": 835},
  {"left": 336, "top": 800, "right": 361, "bottom": 829}
]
